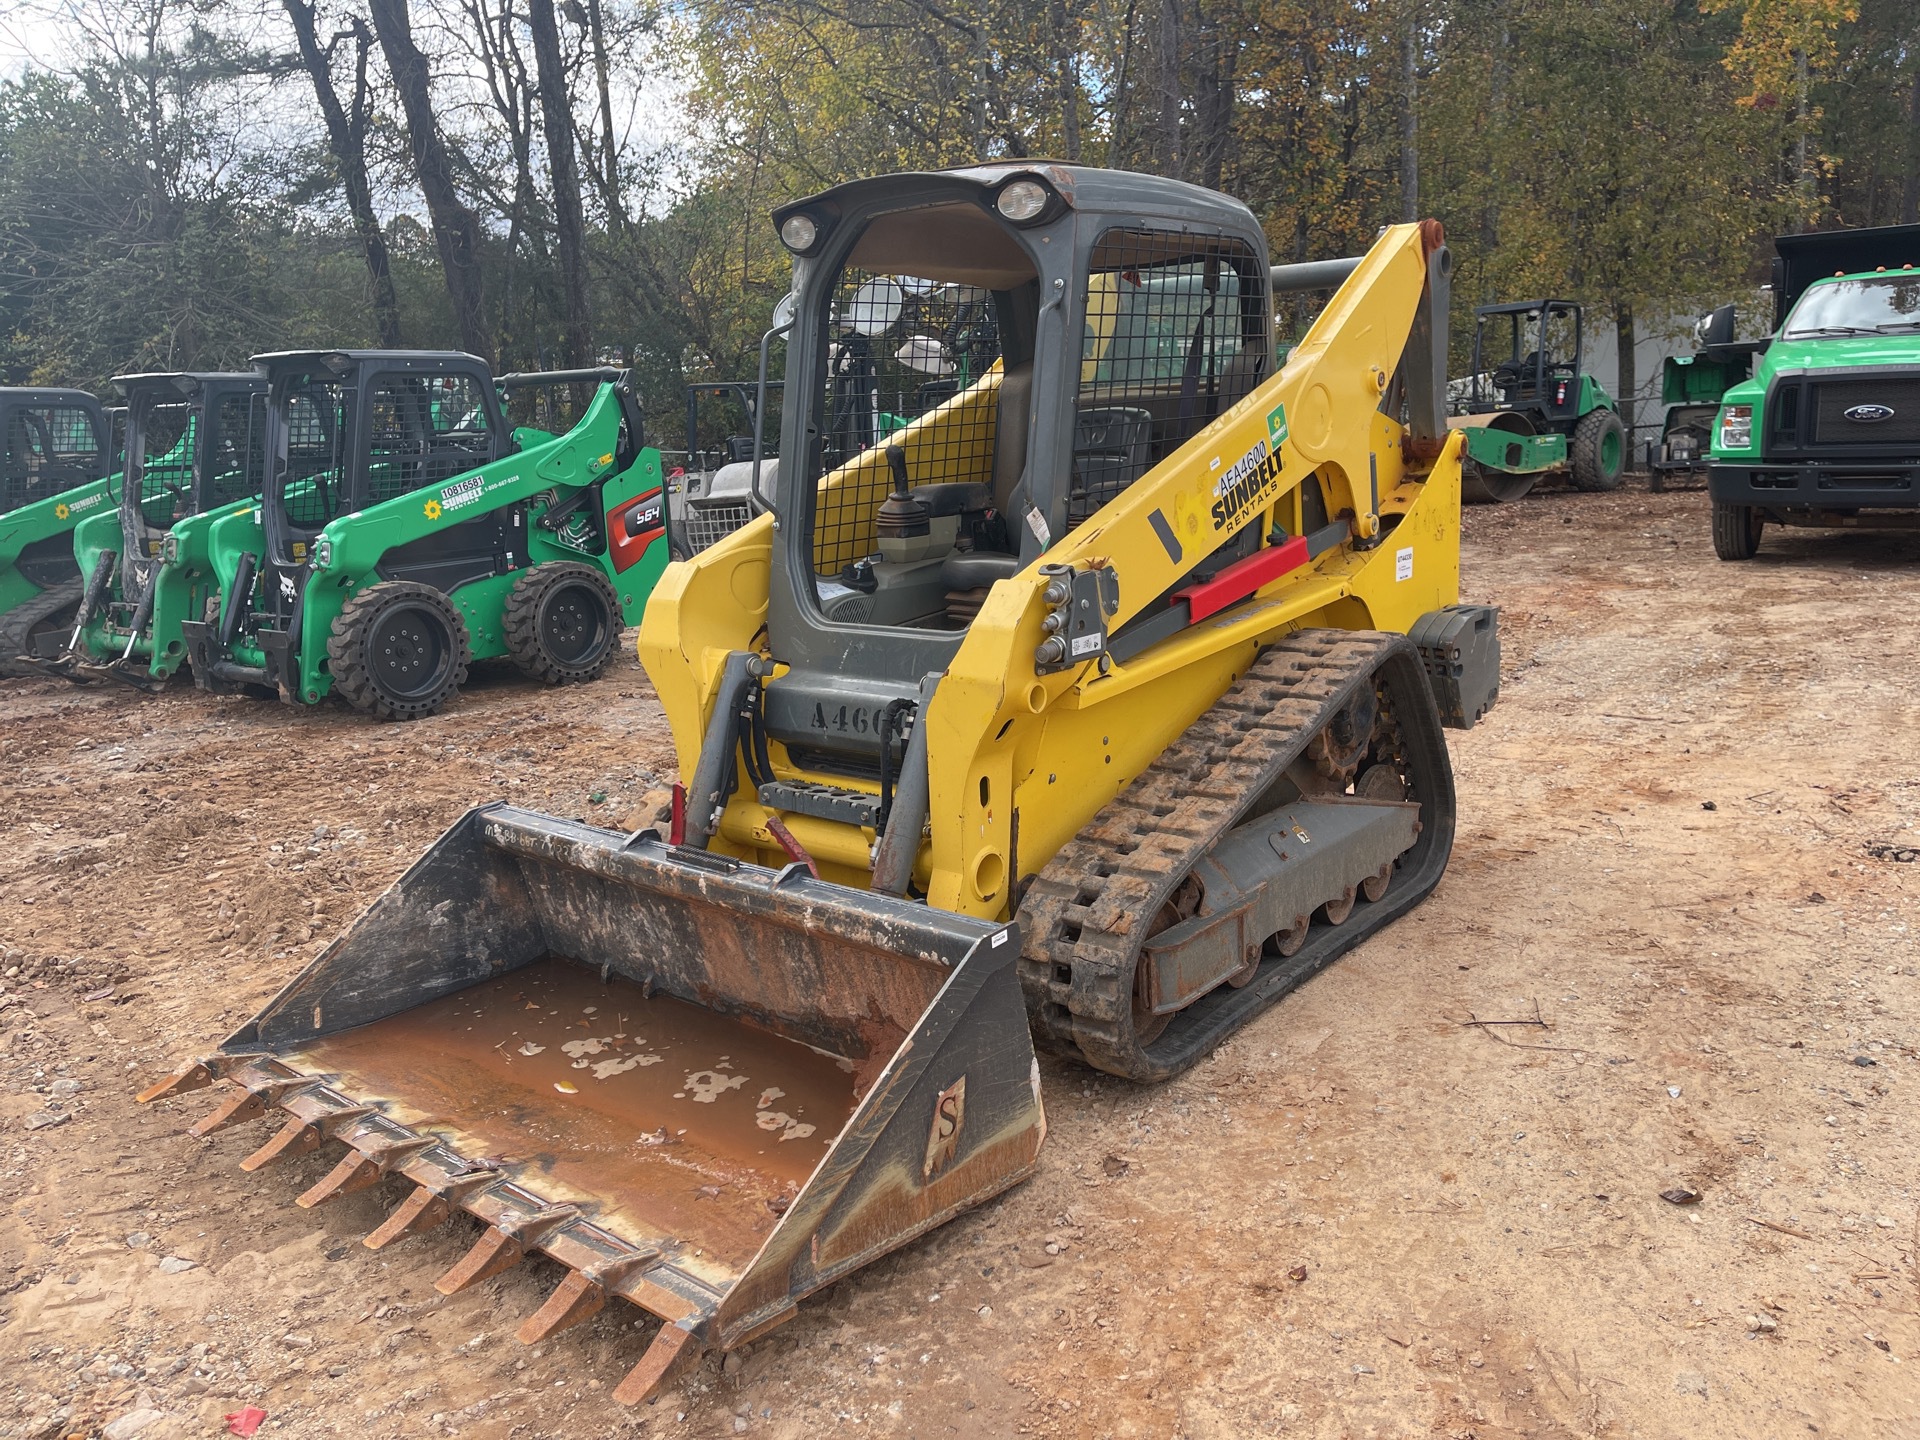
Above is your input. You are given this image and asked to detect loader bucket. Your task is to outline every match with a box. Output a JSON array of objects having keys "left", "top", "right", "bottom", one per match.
[{"left": 140, "top": 804, "right": 1045, "bottom": 1402}]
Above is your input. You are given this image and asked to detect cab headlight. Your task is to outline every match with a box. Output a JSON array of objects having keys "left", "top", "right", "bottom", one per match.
[
  {"left": 779, "top": 213, "right": 818, "bottom": 253},
  {"left": 311, "top": 537, "right": 333, "bottom": 570},
  {"left": 1718, "top": 405, "right": 1752, "bottom": 451},
  {"left": 995, "top": 180, "right": 1048, "bottom": 222}
]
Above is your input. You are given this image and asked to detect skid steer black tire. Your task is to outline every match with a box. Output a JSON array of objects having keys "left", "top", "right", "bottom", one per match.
[
  {"left": 327, "top": 581, "right": 471, "bottom": 721},
  {"left": 1569, "top": 409, "right": 1628, "bottom": 492},
  {"left": 503, "top": 562, "right": 622, "bottom": 685},
  {"left": 1712, "top": 501, "right": 1764, "bottom": 561},
  {"left": 0, "top": 579, "right": 84, "bottom": 678}
]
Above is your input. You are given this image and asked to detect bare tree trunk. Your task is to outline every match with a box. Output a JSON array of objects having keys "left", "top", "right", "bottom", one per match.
[
  {"left": 1400, "top": 0, "right": 1419, "bottom": 223},
  {"left": 1156, "top": 0, "right": 1182, "bottom": 178},
  {"left": 585, "top": 0, "right": 624, "bottom": 226},
  {"left": 1107, "top": 0, "right": 1139, "bottom": 169},
  {"left": 1052, "top": 0, "right": 1082, "bottom": 162},
  {"left": 1480, "top": 8, "right": 1506, "bottom": 300},
  {"left": 1188, "top": 0, "right": 1235, "bottom": 189},
  {"left": 1791, "top": 46, "right": 1813, "bottom": 232},
  {"left": 1614, "top": 300, "right": 1636, "bottom": 446},
  {"left": 367, "top": 0, "right": 494, "bottom": 361},
  {"left": 281, "top": 0, "right": 402, "bottom": 347},
  {"left": 1903, "top": 50, "right": 1920, "bottom": 225},
  {"left": 527, "top": 0, "right": 592, "bottom": 368}
]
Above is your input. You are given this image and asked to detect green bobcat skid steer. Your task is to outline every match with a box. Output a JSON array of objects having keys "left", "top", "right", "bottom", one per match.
[
  {"left": 29, "top": 372, "right": 271, "bottom": 688},
  {"left": 1449, "top": 299, "right": 1628, "bottom": 502},
  {"left": 0, "top": 388, "right": 116, "bottom": 674},
  {"left": 183, "top": 351, "right": 670, "bottom": 720}
]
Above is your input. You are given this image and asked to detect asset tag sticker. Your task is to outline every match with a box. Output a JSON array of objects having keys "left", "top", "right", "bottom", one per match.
[
  {"left": 1395, "top": 547, "right": 1413, "bottom": 582},
  {"left": 1025, "top": 505, "right": 1051, "bottom": 549},
  {"left": 1070, "top": 632, "right": 1102, "bottom": 658}
]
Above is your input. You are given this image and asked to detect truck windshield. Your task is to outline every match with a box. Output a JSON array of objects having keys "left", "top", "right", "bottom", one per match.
[{"left": 1783, "top": 275, "right": 1920, "bottom": 337}]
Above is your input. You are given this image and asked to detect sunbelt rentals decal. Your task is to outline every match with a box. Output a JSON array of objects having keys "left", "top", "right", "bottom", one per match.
[
  {"left": 53, "top": 492, "right": 106, "bottom": 521},
  {"left": 423, "top": 470, "right": 521, "bottom": 522},
  {"left": 1212, "top": 433, "right": 1290, "bottom": 532}
]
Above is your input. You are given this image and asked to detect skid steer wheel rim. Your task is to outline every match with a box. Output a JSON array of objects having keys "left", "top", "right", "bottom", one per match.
[
  {"left": 370, "top": 601, "right": 456, "bottom": 701},
  {"left": 538, "top": 581, "right": 612, "bottom": 667}
]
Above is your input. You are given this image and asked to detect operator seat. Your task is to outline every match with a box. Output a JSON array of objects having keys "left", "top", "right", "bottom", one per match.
[{"left": 937, "top": 362, "right": 1032, "bottom": 592}]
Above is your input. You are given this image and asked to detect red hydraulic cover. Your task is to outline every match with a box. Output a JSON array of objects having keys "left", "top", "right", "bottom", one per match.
[{"left": 1172, "top": 534, "right": 1309, "bottom": 623}]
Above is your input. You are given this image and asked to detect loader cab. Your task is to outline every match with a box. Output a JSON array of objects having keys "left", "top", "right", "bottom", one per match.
[
  {"left": 1, "top": 388, "right": 111, "bottom": 514},
  {"left": 1466, "top": 300, "right": 1587, "bottom": 424},
  {"left": 114, "top": 372, "right": 268, "bottom": 553},
  {"left": 760, "top": 164, "right": 1270, "bottom": 776},
  {"left": 251, "top": 349, "right": 503, "bottom": 623}
]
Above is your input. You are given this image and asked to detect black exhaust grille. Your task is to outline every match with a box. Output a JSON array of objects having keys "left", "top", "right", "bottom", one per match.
[{"left": 1812, "top": 378, "right": 1920, "bottom": 445}]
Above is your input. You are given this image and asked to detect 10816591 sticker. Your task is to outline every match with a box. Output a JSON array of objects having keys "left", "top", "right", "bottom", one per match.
[
  {"left": 438, "top": 474, "right": 486, "bottom": 514},
  {"left": 1395, "top": 547, "right": 1413, "bottom": 582}
]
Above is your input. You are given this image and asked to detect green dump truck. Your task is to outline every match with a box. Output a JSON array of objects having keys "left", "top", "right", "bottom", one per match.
[{"left": 1710, "top": 223, "right": 1920, "bottom": 558}]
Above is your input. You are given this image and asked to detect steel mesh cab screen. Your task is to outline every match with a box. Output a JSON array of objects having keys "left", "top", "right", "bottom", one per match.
[
  {"left": 366, "top": 373, "right": 494, "bottom": 504},
  {"left": 134, "top": 403, "right": 196, "bottom": 529},
  {"left": 1079, "top": 229, "right": 1269, "bottom": 494},
  {"left": 201, "top": 392, "right": 268, "bottom": 510},
  {"left": 3, "top": 404, "right": 102, "bottom": 509},
  {"left": 277, "top": 382, "right": 354, "bottom": 530},
  {"left": 810, "top": 268, "right": 1004, "bottom": 575}
]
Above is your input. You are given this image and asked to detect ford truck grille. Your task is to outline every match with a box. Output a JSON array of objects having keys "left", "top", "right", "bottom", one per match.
[{"left": 1812, "top": 378, "right": 1920, "bottom": 446}]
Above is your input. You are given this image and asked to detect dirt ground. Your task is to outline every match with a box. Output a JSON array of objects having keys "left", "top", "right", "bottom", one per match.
[{"left": 0, "top": 488, "right": 1916, "bottom": 1440}]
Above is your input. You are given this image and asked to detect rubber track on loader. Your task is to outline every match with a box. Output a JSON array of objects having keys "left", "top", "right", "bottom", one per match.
[
  {"left": 0, "top": 578, "right": 83, "bottom": 678},
  {"left": 1017, "top": 629, "right": 1457, "bottom": 1082}
]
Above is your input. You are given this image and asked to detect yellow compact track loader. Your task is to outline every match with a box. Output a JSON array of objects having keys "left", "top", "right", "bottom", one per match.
[{"left": 142, "top": 164, "right": 1499, "bottom": 1402}]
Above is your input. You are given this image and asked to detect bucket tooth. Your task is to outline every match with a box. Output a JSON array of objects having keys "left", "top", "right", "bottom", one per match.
[
  {"left": 434, "top": 1225, "right": 525, "bottom": 1295},
  {"left": 296, "top": 1150, "right": 382, "bottom": 1208},
  {"left": 136, "top": 1060, "right": 217, "bottom": 1104},
  {"left": 295, "top": 1134, "right": 436, "bottom": 1209},
  {"left": 515, "top": 1250, "right": 660, "bottom": 1345},
  {"left": 363, "top": 1171, "right": 500, "bottom": 1251},
  {"left": 515, "top": 1270, "right": 606, "bottom": 1344},
  {"left": 612, "top": 1322, "right": 703, "bottom": 1407},
  {"left": 434, "top": 1204, "right": 579, "bottom": 1296},
  {"left": 364, "top": 1186, "right": 452, "bottom": 1250},
  {"left": 240, "top": 1116, "right": 322, "bottom": 1171},
  {"left": 188, "top": 1086, "right": 268, "bottom": 1137},
  {"left": 189, "top": 1074, "right": 326, "bottom": 1139},
  {"left": 238, "top": 1105, "right": 374, "bottom": 1173}
]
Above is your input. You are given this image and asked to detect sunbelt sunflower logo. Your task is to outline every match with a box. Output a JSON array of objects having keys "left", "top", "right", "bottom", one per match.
[
  {"left": 54, "top": 502, "right": 70, "bottom": 520},
  {"left": 423, "top": 498, "right": 443, "bottom": 520}
]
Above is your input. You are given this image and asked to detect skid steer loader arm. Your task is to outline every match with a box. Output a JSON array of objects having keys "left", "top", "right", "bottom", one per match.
[{"left": 141, "top": 804, "right": 1043, "bottom": 1400}]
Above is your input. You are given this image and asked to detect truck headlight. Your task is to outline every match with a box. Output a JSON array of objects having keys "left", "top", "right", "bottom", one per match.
[
  {"left": 311, "top": 537, "right": 332, "bottom": 570},
  {"left": 1718, "top": 405, "right": 1752, "bottom": 451}
]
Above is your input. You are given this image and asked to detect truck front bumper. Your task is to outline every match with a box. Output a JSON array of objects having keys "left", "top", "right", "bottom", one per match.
[{"left": 1709, "top": 462, "right": 1920, "bottom": 511}]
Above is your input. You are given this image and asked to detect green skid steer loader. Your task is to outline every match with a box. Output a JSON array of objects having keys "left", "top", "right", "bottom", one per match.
[
  {"left": 28, "top": 371, "right": 271, "bottom": 688},
  {"left": 0, "top": 388, "right": 116, "bottom": 673},
  {"left": 1449, "top": 299, "right": 1628, "bottom": 501},
  {"left": 183, "top": 351, "right": 670, "bottom": 720}
]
